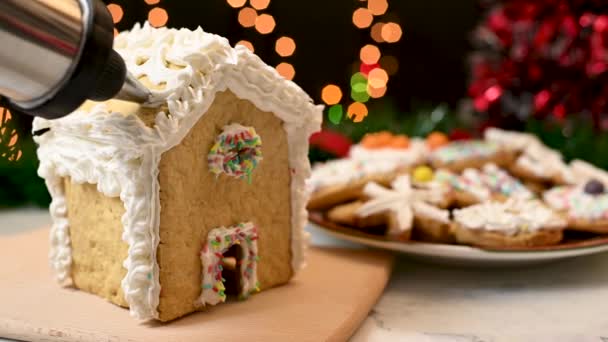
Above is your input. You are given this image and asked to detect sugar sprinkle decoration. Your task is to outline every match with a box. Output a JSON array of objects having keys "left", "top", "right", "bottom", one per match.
[
  {"left": 198, "top": 222, "right": 260, "bottom": 306},
  {"left": 432, "top": 140, "right": 499, "bottom": 164},
  {"left": 208, "top": 123, "right": 262, "bottom": 182}
]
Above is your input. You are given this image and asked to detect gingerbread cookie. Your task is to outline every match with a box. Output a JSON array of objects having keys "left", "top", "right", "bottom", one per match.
[
  {"left": 356, "top": 175, "right": 452, "bottom": 242},
  {"left": 350, "top": 131, "right": 428, "bottom": 167},
  {"left": 543, "top": 180, "right": 608, "bottom": 233},
  {"left": 307, "top": 158, "right": 402, "bottom": 210},
  {"left": 434, "top": 163, "right": 533, "bottom": 207},
  {"left": 410, "top": 165, "right": 453, "bottom": 208},
  {"left": 326, "top": 201, "right": 385, "bottom": 230},
  {"left": 430, "top": 140, "right": 514, "bottom": 172},
  {"left": 452, "top": 199, "right": 566, "bottom": 248}
]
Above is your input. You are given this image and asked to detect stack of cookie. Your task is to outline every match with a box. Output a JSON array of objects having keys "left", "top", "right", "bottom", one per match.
[{"left": 308, "top": 129, "right": 608, "bottom": 248}]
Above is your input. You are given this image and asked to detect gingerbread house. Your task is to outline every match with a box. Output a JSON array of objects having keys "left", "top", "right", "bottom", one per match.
[{"left": 33, "top": 23, "right": 322, "bottom": 322}]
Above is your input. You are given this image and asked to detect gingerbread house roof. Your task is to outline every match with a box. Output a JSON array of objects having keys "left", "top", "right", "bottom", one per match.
[{"left": 33, "top": 23, "right": 322, "bottom": 320}]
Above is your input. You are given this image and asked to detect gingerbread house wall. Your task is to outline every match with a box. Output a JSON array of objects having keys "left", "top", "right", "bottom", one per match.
[
  {"left": 63, "top": 179, "right": 129, "bottom": 307},
  {"left": 156, "top": 90, "right": 293, "bottom": 321}
]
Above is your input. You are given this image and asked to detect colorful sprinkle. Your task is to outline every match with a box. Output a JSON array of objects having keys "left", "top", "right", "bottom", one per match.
[
  {"left": 208, "top": 124, "right": 263, "bottom": 182},
  {"left": 199, "top": 222, "right": 260, "bottom": 306}
]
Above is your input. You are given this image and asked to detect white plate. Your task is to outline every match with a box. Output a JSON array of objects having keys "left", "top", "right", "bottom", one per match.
[{"left": 308, "top": 219, "right": 608, "bottom": 267}]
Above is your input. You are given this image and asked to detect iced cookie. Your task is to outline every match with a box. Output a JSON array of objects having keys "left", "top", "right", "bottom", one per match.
[
  {"left": 569, "top": 159, "right": 608, "bottom": 186},
  {"left": 543, "top": 180, "right": 608, "bottom": 233},
  {"left": 410, "top": 165, "right": 453, "bottom": 208},
  {"left": 430, "top": 140, "right": 514, "bottom": 172},
  {"left": 485, "top": 127, "right": 574, "bottom": 186},
  {"left": 452, "top": 199, "right": 566, "bottom": 248},
  {"left": 435, "top": 163, "right": 534, "bottom": 207},
  {"left": 326, "top": 201, "right": 386, "bottom": 230},
  {"left": 349, "top": 131, "right": 428, "bottom": 167},
  {"left": 307, "top": 158, "right": 402, "bottom": 210},
  {"left": 484, "top": 127, "right": 542, "bottom": 153},
  {"left": 356, "top": 175, "right": 452, "bottom": 242}
]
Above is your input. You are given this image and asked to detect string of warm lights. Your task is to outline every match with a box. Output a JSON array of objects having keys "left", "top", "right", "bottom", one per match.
[{"left": 324, "top": 0, "right": 402, "bottom": 124}]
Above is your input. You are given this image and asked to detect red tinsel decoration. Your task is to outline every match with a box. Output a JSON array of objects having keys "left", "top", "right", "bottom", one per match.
[
  {"left": 469, "top": 0, "right": 608, "bottom": 127},
  {"left": 309, "top": 129, "right": 353, "bottom": 157}
]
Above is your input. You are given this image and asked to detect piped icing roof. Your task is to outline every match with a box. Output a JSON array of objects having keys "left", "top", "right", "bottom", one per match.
[{"left": 34, "top": 23, "right": 322, "bottom": 320}]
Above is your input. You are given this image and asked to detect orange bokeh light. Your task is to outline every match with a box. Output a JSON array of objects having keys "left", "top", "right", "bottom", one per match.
[
  {"left": 148, "top": 7, "right": 168, "bottom": 27},
  {"left": 275, "top": 36, "right": 296, "bottom": 57},
  {"left": 106, "top": 4, "right": 123, "bottom": 24},
  {"left": 250, "top": 0, "right": 270, "bottom": 10},
  {"left": 227, "top": 0, "right": 247, "bottom": 8},
  {"left": 368, "top": 84, "right": 387, "bottom": 98},
  {"left": 113, "top": 28, "right": 118, "bottom": 37},
  {"left": 360, "top": 45, "right": 381, "bottom": 65},
  {"left": 321, "top": 85, "right": 343, "bottom": 105},
  {"left": 145, "top": 0, "right": 160, "bottom": 4},
  {"left": 381, "top": 22, "right": 403, "bottom": 43},
  {"left": 368, "top": 0, "right": 388, "bottom": 16},
  {"left": 347, "top": 102, "right": 368, "bottom": 123},
  {"left": 370, "top": 23, "right": 384, "bottom": 43},
  {"left": 238, "top": 7, "right": 257, "bottom": 28},
  {"left": 380, "top": 55, "right": 399, "bottom": 75},
  {"left": 352, "top": 8, "right": 373, "bottom": 29},
  {"left": 276, "top": 63, "right": 295, "bottom": 80},
  {"left": 368, "top": 68, "right": 389, "bottom": 89},
  {"left": 255, "top": 14, "right": 276, "bottom": 34},
  {"left": 236, "top": 40, "right": 254, "bottom": 52}
]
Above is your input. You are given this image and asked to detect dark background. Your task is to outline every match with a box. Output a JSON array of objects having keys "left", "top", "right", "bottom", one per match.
[{"left": 108, "top": 0, "right": 480, "bottom": 111}]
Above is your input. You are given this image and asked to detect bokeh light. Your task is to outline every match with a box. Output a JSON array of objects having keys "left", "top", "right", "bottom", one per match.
[
  {"left": 255, "top": 14, "right": 276, "bottom": 34},
  {"left": 368, "top": 85, "right": 387, "bottom": 98},
  {"left": 250, "top": 0, "right": 270, "bottom": 10},
  {"left": 227, "top": 0, "right": 247, "bottom": 8},
  {"left": 148, "top": 7, "right": 168, "bottom": 27},
  {"left": 347, "top": 102, "right": 368, "bottom": 123},
  {"left": 321, "top": 85, "right": 343, "bottom": 105},
  {"left": 275, "top": 37, "right": 296, "bottom": 57},
  {"left": 238, "top": 7, "right": 257, "bottom": 28},
  {"left": 360, "top": 44, "right": 381, "bottom": 64},
  {"left": 368, "top": 0, "right": 388, "bottom": 16},
  {"left": 328, "top": 105, "right": 344, "bottom": 125},
  {"left": 276, "top": 62, "right": 295, "bottom": 80},
  {"left": 368, "top": 68, "right": 389, "bottom": 89},
  {"left": 145, "top": 0, "right": 160, "bottom": 4},
  {"left": 106, "top": 4, "right": 123, "bottom": 24},
  {"left": 351, "top": 82, "right": 370, "bottom": 103},
  {"left": 236, "top": 40, "right": 254, "bottom": 52},
  {"left": 381, "top": 22, "right": 403, "bottom": 43},
  {"left": 352, "top": 8, "right": 373, "bottom": 29},
  {"left": 113, "top": 28, "right": 118, "bottom": 37},
  {"left": 370, "top": 23, "right": 385, "bottom": 43},
  {"left": 380, "top": 56, "right": 399, "bottom": 75}
]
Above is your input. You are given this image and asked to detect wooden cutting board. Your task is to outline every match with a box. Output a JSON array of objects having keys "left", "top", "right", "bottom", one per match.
[{"left": 0, "top": 228, "right": 393, "bottom": 342}]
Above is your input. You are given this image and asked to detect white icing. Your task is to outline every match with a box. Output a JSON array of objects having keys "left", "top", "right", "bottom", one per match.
[
  {"left": 569, "top": 159, "right": 608, "bottom": 186},
  {"left": 454, "top": 199, "right": 565, "bottom": 235},
  {"left": 35, "top": 23, "right": 321, "bottom": 320},
  {"left": 484, "top": 128, "right": 574, "bottom": 183},
  {"left": 544, "top": 185, "right": 608, "bottom": 220},
  {"left": 356, "top": 175, "right": 449, "bottom": 235},
  {"left": 484, "top": 128, "right": 541, "bottom": 151},
  {"left": 308, "top": 157, "right": 402, "bottom": 192},
  {"left": 349, "top": 138, "right": 428, "bottom": 166}
]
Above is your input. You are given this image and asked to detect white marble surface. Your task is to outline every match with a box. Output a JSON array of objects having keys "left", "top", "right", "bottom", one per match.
[{"left": 2, "top": 209, "right": 608, "bottom": 342}]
